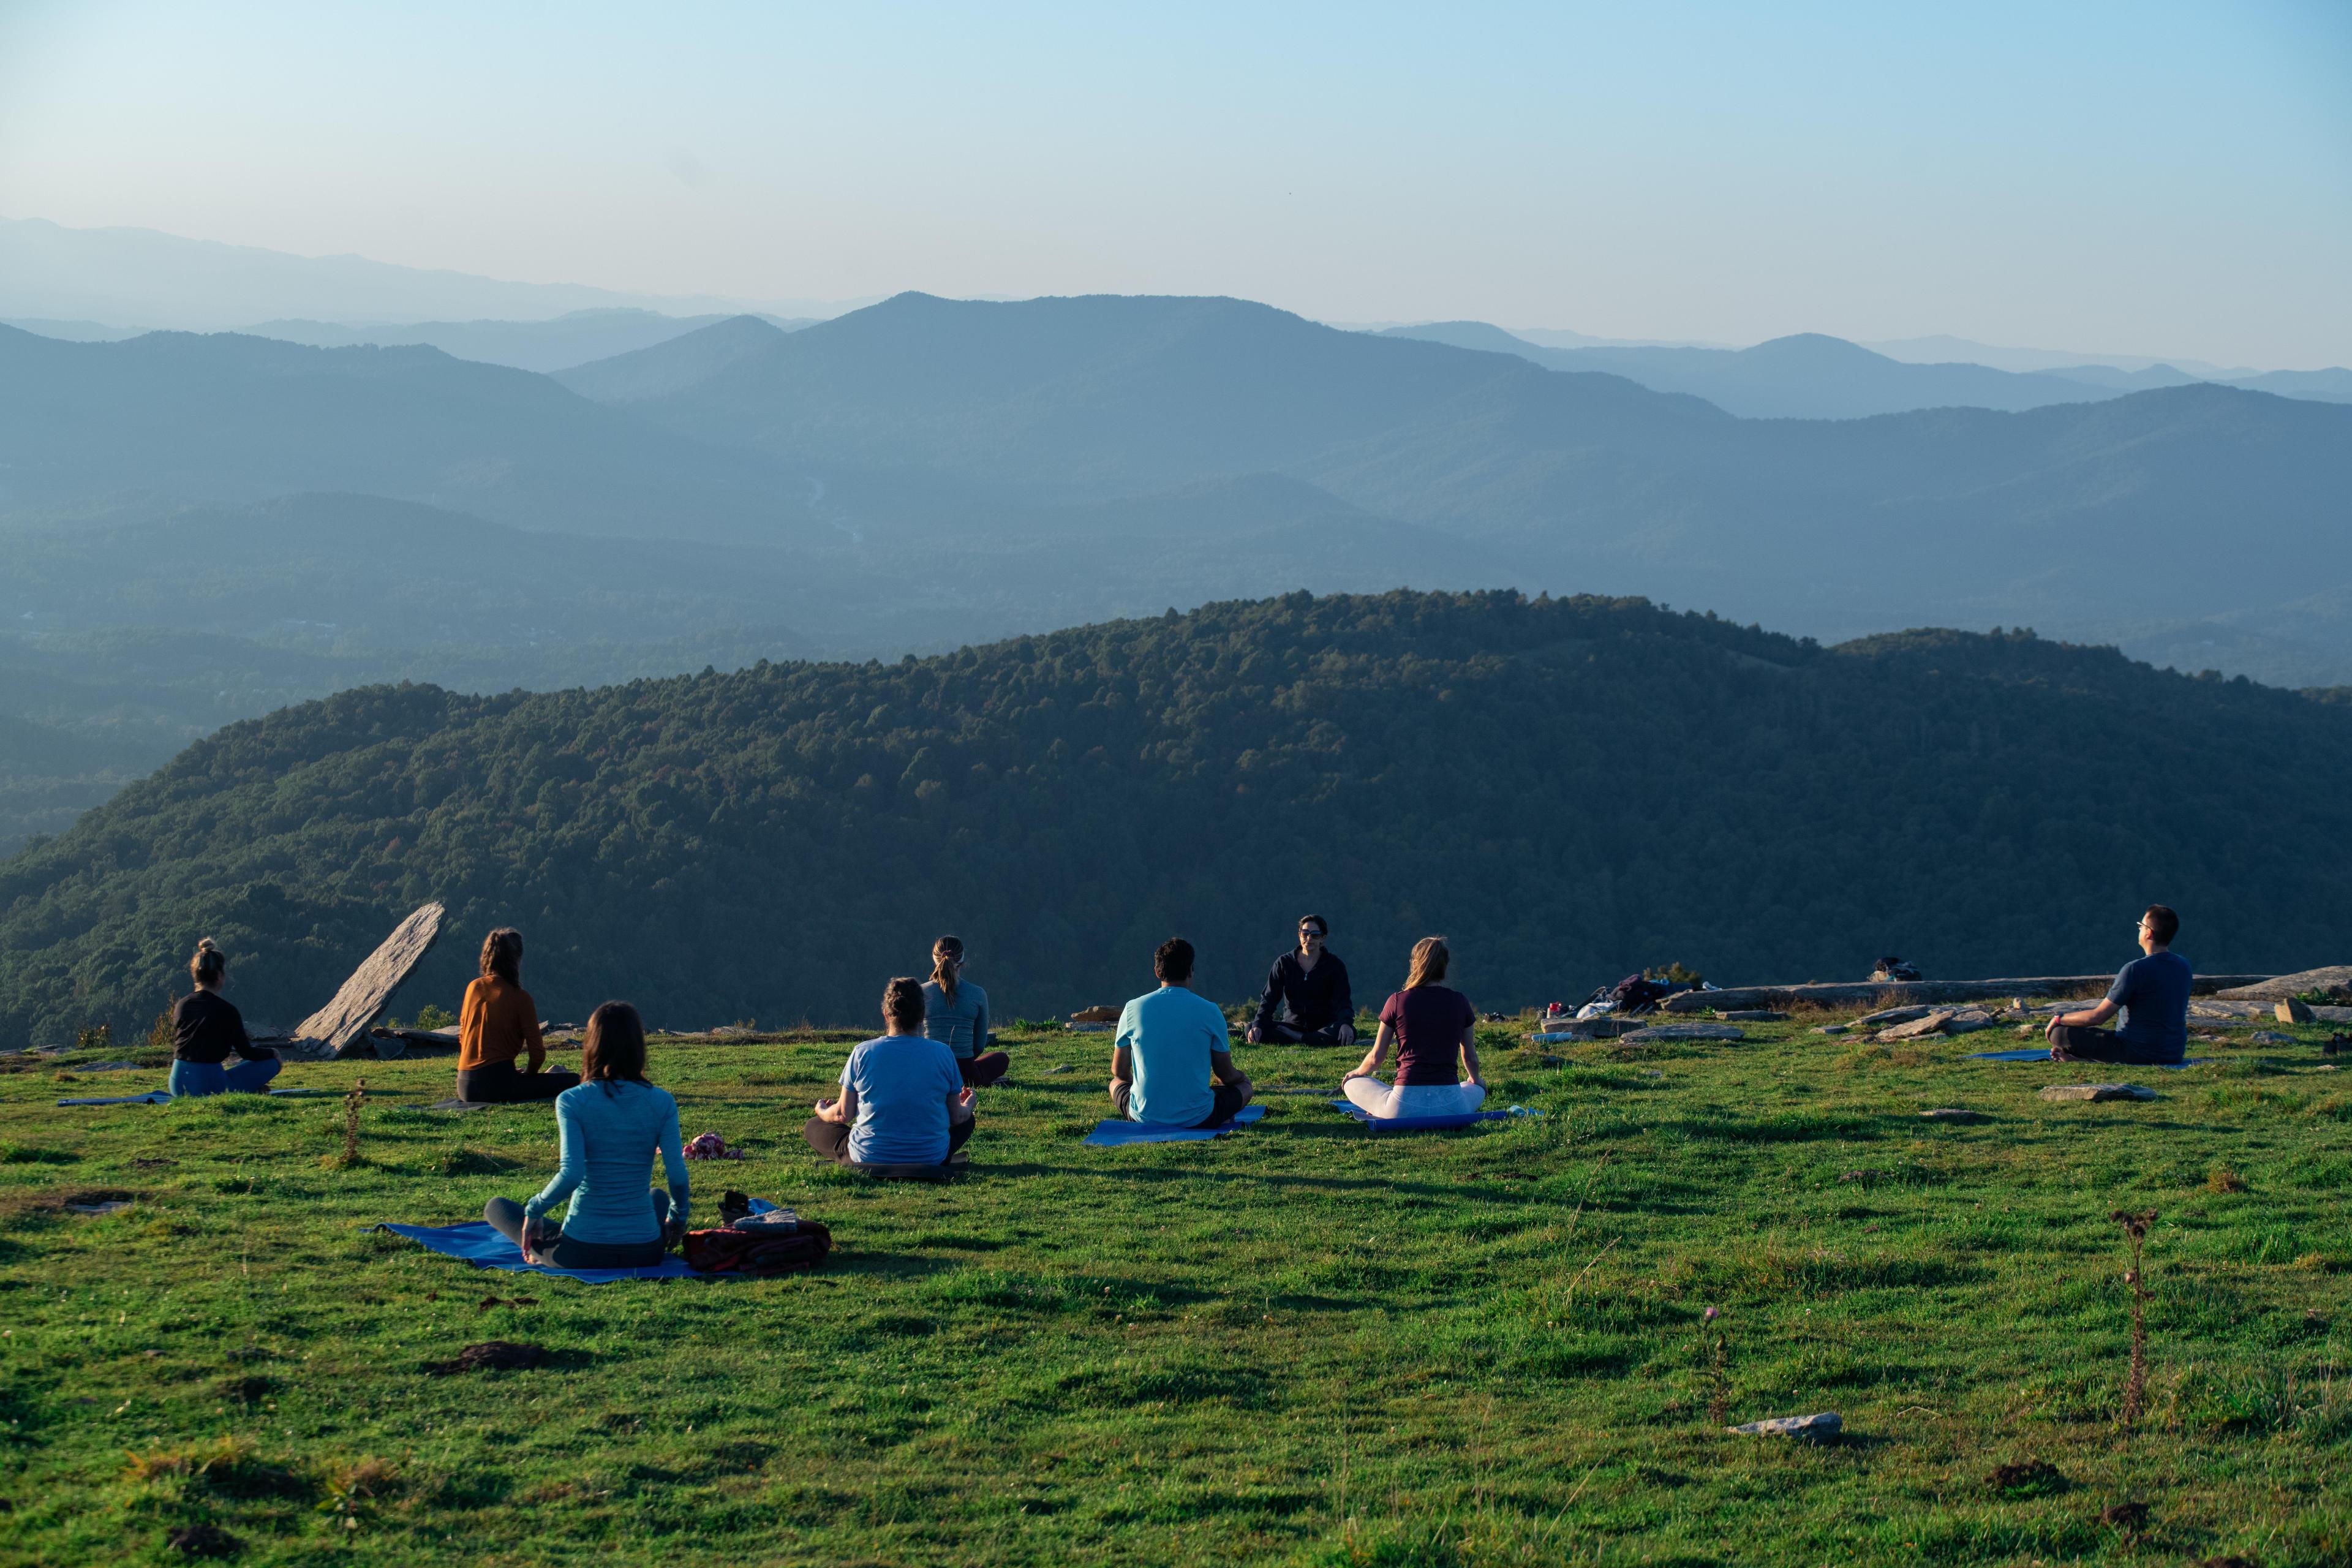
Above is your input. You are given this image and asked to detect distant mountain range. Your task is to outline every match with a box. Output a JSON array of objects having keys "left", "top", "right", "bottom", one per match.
[
  {"left": 8, "top": 294, "right": 2351, "bottom": 683},
  {"left": 1382, "top": 321, "right": 2352, "bottom": 418},
  {"left": 0, "top": 323, "right": 825, "bottom": 542},
  {"left": 0, "top": 214, "right": 853, "bottom": 330}
]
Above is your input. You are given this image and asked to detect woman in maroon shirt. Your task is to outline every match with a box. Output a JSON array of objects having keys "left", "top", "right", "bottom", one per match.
[{"left": 1341, "top": 937, "right": 1485, "bottom": 1118}]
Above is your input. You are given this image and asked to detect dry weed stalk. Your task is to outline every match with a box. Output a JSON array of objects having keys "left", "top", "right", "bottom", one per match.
[
  {"left": 2110, "top": 1208, "right": 2158, "bottom": 1428},
  {"left": 341, "top": 1077, "right": 368, "bottom": 1166}
]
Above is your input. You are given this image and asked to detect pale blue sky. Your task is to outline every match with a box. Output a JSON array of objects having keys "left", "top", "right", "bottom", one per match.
[{"left": 2, "top": 0, "right": 2346, "bottom": 364}]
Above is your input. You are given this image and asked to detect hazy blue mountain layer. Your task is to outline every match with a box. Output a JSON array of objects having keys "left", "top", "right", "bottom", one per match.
[
  {"left": 1381, "top": 323, "right": 2122, "bottom": 417},
  {"left": 235, "top": 309, "right": 813, "bottom": 373},
  {"left": 3, "top": 590, "right": 2346, "bottom": 1048},
  {"left": 0, "top": 325, "right": 822, "bottom": 543},
  {"left": 1395, "top": 320, "right": 2352, "bottom": 416}
]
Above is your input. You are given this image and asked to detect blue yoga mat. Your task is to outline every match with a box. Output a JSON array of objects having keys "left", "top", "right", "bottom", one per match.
[
  {"left": 1327, "top": 1098, "right": 1517, "bottom": 1131},
  {"left": 1082, "top": 1105, "right": 1265, "bottom": 1147},
  {"left": 1969, "top": 1049, "right": 2209, "bottom": 1068},
  {"left": 369, "top": 1200, "right": 778, "bottom": 1284},
  {"left": 56, "top": 1087, "right": 324, "bottom": 1107}
]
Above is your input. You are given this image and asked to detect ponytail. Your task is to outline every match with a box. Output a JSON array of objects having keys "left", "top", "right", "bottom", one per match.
[{"left": 930, "top": 936, "right": 963, "bottom": 1005}]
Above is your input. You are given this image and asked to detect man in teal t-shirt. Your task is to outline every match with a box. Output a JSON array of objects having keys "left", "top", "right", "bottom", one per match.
[{"left": 1110, "top": 938, "right": 1254, "bottom": 1128}]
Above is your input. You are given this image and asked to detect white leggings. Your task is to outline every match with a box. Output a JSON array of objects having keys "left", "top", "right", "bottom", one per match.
[{"left": 1343, "top": 1077, "right": 1487, "bottom": 1118}]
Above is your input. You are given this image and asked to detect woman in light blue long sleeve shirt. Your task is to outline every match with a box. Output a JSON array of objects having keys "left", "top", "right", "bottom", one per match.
[
  {"left": 483, "top": 1001, "right": 688, "bottom": 1269},
  {"left": 922, "top": 935, "right": 1008, "bottom": 1087}
]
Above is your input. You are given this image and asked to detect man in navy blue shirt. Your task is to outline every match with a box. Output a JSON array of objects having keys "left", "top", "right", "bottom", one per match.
[
  {"left": 2046, "top": 905, "right": 2192, "bottom": 1064},
  {"left": 1246, "top": 914, "right": 1356, "bottom": 1047}
]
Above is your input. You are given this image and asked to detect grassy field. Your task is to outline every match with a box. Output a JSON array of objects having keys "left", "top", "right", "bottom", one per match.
[{"left": 1, "top": 1005, "right": 2347, "bottom": 1566}]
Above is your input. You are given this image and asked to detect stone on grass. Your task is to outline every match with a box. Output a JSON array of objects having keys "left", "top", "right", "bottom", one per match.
[
  {"left": 1876, "top": 1010, "right": 1956, "bottom": 1041},
  {"left": 1813, "top": 1023, "right": 1850, "bottom": 1036},
  {"left": 425, "top": 1340, "right": 547, "bottom": 1376},
  {"left": 2038, "top": 1083, "right": 2156, "bottom": 1103},
  {"left": 1716, "top": 1009, "right": 1786, "bottom": 1022},
  {"left": 1943, "top": 1009, "right": 1998, "bottom": 1034},
  {"left": 1920, "top": 1107, "right": 1985, "bottom": 1121},
  {"left": 2248, "top": 1031, "right": 2292, "bottom": 1045},
  {"left": 1856, "top": 1005, "right": 1936, "bottom": 1027},
  {"left": 1619, "top": 1022, "right": 1744, "bottom": 1042},
  {"left": 2277, "top": 999, "right": 2315, "bottom": 1024},
  {"left": 1726, "top": 1411, "right": 1841, "bottom": 1439}
]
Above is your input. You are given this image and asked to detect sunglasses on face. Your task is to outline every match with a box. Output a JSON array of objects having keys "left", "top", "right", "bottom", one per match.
[{"left": 1300, "top": 929, "right": 1325, "bottom": 939}]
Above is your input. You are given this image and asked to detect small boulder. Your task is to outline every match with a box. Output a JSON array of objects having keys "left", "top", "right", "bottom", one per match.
[
  {"left": 2278, "top": 998, "right": 2315, "bottom": 1025},
  {"left": 1726, "top": 1411, "right": 1840, "bottom": 1439},
  {"left": 426, "top": 1340, "right": 548, "bottom": 1376},
  {"left": 2248, "top": 1031, "right": 2293, "bottom": 1045},
  {"left": 2038, "top": 1083, "right": 2156, "bottom": 1103},
  {"left": 1943, "top": 1009, "right": 1998, "bottom": 1035},
  {"left": 1812, "top": 1023, "right": 1850, "bottom": 1036},
  {"left": 1856, "top": 1005, "right": 1936, "bottom": 1027}
]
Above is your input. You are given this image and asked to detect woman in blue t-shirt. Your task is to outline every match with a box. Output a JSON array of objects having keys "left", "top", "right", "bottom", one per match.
[
  {"left": 483, "top": 1001, "right": 688, "bottom": 1269},
  {"left": 1342, "top": 937, "right": 1486, "bottom": 1118},
  {"left": 806, "top": 976, "right": 975, "bottom": 1166}
]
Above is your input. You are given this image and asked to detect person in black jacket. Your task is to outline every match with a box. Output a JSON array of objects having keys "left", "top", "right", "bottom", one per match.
[
  {"left": 1246, "top": 914, "right": 1357, "bottom": 1046},
  {"left": 167, "top": 939, "right": 282, "bottom": 1098}
]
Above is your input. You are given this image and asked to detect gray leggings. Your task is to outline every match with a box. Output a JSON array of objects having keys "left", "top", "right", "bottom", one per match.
[{"left": 484, "top": 1193, "right": 673, "bottom": 1269}]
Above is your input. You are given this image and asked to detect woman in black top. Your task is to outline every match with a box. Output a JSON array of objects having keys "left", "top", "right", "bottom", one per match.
[{"left": 167, "top": 939, "right": 282, "bottom": 1098}]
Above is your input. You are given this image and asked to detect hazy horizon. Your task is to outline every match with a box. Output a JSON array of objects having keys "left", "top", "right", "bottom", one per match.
[{"left": 2, "top": 1, "right": 2347, "bottom": 368}]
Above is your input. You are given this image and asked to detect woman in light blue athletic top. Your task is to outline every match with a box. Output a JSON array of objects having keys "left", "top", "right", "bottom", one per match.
[
  {"left": 922, "top": 935, "right": 1008, "bottom": 1087},
  {"left": 483, "top": 1001, "right": 688, "bottom": 1269}
]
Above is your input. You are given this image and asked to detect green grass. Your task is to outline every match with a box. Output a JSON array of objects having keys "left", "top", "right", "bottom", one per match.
[{"left": 2, "top": 1012, "right": 2348, "bottom": 1566}]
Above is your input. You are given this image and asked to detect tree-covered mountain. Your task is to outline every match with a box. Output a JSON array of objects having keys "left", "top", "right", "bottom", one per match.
[{"left": 3, "top": 590, "right": 2346, "bottom": 1049}]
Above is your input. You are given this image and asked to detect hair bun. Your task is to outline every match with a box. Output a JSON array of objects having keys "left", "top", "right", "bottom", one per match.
[{"left": 195, "top": 937, "right": 220, "bottom": 953}]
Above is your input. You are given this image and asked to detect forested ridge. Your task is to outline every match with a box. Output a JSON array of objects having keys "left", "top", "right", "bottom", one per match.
[{"left": 2, "top": 589, "right": 2347, "bottom": 1047}]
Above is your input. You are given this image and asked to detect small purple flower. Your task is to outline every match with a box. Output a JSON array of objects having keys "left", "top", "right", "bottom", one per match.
[{"left": 1703, "top": 1306, "right": 1719, "bottom": 1322}]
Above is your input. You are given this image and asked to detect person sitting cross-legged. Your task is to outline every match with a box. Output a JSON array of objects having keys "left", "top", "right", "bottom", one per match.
[
  {"left": 805, "top": 976, "right": 975, "bottom": 1166},
  {"left": 2045, "top": 903, "right": 2193, "bottom": 1065},
  {"left": 1246, "top": 914, "right": 1356, "bottom": 1046},
  {"left": 1343, "top": 936, "right": 1487, "bottom": 1118},
  {"left": 483, "top": 1001, "right": 688, "bottom": 1270},
  {"left": 455, "top": 927, "right": 579, "bottom": 1104},
  {"left": 923, "top": 935, "right": 1008, "bottom": 1087},
  {"left": 167, "top": 938, "right": 283, "bottom": 1098},
  {"left": 1111, "top": 938, "right": 1255, "bottom": 1128}
]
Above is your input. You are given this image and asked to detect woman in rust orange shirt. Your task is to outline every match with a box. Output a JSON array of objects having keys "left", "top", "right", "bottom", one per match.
[{"left": 456, "top": 927, "right": 578, "bottom": 1103}]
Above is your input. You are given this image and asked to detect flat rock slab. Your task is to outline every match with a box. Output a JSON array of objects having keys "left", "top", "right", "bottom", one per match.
[
  {"left": 1619, "top": 1023, "right": 1745, "bottom": 1042},
  {"left": 1877, "top": 1010, "right": 1958, "bottom": 1041},
  {"left": 1920, "top": 1107, "right": 1986, "bottom": 1120},
  {"left": 1813, "top": 1023, "right": 1850, "bottom": 1036},
  {"left": 2217, "top": 966, "right": 2352, "bottom": 1003},
  {"left": 1728, "top": 1412, "right": 1841, "bottom": 1439},
  {"left": 1529, "top": 1017, "right": 1639, "bottom": 1041},
  {"left": 1856, "top": 1005, "right": 1937, "bottom": 1027},
  {"left": 2038, "top": 1083, "right": 2157, "bottom": 1102},
  {"left": 290, "top": 903, "right": 446, "bottom": 1059},
  {"left": 1716, "top": 1009, "right": 1786, "bottom": 1022},
  {"left": 2248, "top": 1031, "right": 2294, "bottom": 1044}
]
